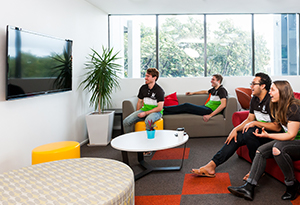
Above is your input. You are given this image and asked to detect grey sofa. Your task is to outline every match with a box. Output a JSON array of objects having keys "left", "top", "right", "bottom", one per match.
[{"left": 122, "top": 94, "right": 238, "bottom": 137}]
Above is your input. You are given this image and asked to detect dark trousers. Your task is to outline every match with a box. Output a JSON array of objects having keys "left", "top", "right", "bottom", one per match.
[
  {"left": 163, "top": 103, "right": 213, "bottom": 116},
  {"left": 274, "top": 140, "right": 300, "bottom": 185},
  {"left": 212, "top": 126, "right": 272, "bottom": 166}
]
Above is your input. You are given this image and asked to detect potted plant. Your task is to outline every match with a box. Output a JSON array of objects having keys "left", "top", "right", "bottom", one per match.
[
  {"left": 79, "top": 46, "right": 121, "bottom": 146},
  {"left": 146, "top": 120, "right": 157, "bottom": 139}
]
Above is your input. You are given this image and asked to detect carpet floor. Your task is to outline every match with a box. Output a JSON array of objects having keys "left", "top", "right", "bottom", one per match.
[{"left": 81, "top": 130, "right": 300, "bottom": 205}]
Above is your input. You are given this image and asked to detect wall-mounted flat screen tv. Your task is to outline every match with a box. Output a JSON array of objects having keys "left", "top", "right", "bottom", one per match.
[{"left": 6, "top": 25, "right": 73, "bottom": 100}]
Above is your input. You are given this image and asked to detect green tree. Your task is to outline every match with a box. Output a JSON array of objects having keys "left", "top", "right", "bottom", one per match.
[{"left": 123, "top": 16, "right": 270, "bottom": 77}]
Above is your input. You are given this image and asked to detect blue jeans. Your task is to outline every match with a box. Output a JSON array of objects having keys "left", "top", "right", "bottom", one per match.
[
  {"left": 123, "top": 110, "right": 162, "bottom": 133},
  {"left": 163, "top": 103, "right": 212, "bottom": 116}
]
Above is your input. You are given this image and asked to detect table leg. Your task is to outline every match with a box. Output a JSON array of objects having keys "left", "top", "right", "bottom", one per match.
[
  {"left": 121, "top": 151, "right": 129, "bottom": 165},
  {"left": 179, "top": 142, "right": 187, "bottom": 169},
  {"left": 134, "top": 143, "right": 187, "bottom": 180},
  {"left": 120, "top": 113, "right": 124, "bottom": 134}
]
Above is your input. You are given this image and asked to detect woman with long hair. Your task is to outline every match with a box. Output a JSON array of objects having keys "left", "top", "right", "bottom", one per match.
[{"left": 228, "top": 80, "right": 300, "bottom": 201}]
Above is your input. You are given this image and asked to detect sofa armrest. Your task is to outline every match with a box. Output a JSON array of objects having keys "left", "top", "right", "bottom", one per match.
[
  {"left": 122, "top": 97, "right": 138, "bottom": 120},
  {"left": 232, "top": 111, "right": 249, "bottom": 127},
  {"left": 224, "top": 96, "right": 238, "bottom": 134}
]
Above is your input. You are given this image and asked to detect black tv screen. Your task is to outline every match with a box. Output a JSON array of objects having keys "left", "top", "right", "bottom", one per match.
[{"left": 6, "top": 25, "right": 72, "bottom": 100}]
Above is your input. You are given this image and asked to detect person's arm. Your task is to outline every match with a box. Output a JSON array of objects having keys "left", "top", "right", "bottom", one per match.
[
  {"left": 137, "top": 101, "right": 164, "bottom": 118},
  {"left": 224, "top": 113, "right": 256, "bottom": 144},
  {"left": 136, "top": 99, "right": 143, "bottom": 111},
  {"left": 242, "top": 120, "right": 282, "bottom": 133},
  {"left": 203, "top": 98, "right": 226, "bottom": 122},
  {"left": 186, "top": 90, "right": 208, "bottom": 95},
  {"left": 253, "top": 121, "right": 300, "bottom": 141}
]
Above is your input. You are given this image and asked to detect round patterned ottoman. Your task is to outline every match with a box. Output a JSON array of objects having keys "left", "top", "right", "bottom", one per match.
[{"left": 0, "top": 158, "right": 134, "bottom": 204}]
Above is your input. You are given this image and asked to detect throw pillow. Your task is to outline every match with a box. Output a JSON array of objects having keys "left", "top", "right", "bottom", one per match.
[
  {"left": 164, "top": 92, "right": 179, "bottom": 107},
  {"left": 294, "top": 92, "right": 300, "bottom": 100}
]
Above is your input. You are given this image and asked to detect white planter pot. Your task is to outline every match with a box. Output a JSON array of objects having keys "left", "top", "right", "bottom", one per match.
[{"left": 86, "top": 111, "right": 115, "bottom": 146}]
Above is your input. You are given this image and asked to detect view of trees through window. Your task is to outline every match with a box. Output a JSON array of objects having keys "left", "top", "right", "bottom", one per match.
[{"left": 109, "top": 14, "right": 299, "bottom": 78}]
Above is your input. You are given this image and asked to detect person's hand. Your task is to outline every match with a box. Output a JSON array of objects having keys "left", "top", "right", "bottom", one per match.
[
  {"left": 225, "top": 129, "right": 238, "bottom": 145},
  {"left": 203, "top": 115, "right": 211, "bottom": 122},
  {"left": 242, "top": 121, "right": 256, "bottom": 133},
  {"left": 253, "top": 127, "right": 269, "bottom": 138},
  {"left": 186, "top": 92, "right": 193, "bottom": 95},
  {"left": 138, "top": 112, "right": 147, "bottom": 118}
]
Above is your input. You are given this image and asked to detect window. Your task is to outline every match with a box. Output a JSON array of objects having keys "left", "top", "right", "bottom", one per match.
[
  {"left": 109, "top": 15, "right": 156, "bottom": 78},
  {"left": 109, "top": 13, "right": 299, "bottom": 78},
  {"left": 206, "top": 15, "right": 252, "bottom": 76},
  {"left": 158, "top": 15, "right": 204, "bottom": 77},
  {"left": 254, "top": 14, "right": 299, "bottom": 75}
]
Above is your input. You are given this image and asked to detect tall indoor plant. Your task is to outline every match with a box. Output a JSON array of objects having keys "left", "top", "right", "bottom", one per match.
[{"left": 80, "top": 46, "right": 121, "bottom": 146}]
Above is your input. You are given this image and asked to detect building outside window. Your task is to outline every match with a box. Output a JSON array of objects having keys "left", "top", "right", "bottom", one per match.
[
  {"left": 109, "top": 15, "right": 156, "bottom": 78},
  {"left": 254, "top": 14, "right": 299, "bottom": 76}
]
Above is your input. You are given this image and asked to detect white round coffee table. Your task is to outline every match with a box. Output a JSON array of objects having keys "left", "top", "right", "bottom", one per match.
[{"left": 111, "top": 130, "right": 189, "bottom": 180}]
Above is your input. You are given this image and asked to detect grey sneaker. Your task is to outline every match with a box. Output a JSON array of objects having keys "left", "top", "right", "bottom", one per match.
[{"left": 143, "top": 152, "right": 153, "bottom": 157}]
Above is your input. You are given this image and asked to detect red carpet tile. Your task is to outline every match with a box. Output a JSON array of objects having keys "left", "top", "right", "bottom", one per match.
[
  {"left": 151, "top": 148, "right": 190, "bottom": 160},
  {"left": 292, "top": 197, "right": 300, "bottom": 205},
  {"left": 182, "top": 173, "right": 231, "bottom": 195},
  {"left": 135, "top": 195, "right": 181, "bottom": 205}
]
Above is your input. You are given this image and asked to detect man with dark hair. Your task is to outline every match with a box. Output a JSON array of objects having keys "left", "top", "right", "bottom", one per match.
[
  {"left": 164, "top": 74, "right": 227, "bottom": 122},
  {"left": 123, "top": 68, "right": 164, "bottom": 134},
  {"left": 191, "top": 73, "right": 282, "bottom": 179}
]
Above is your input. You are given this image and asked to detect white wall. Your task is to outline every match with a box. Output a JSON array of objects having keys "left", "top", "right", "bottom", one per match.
[
  {"left": 110, "top": 75, "right": 300, "bottom": 108},
  {"left": 1, "top": 0, "right": 300, "bottom": 174},
  {"left": 0, "top": 0, "right": 107, "bottom": 173}
]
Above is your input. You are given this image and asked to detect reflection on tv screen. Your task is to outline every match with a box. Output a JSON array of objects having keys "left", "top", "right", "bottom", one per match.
[{"left": 6, "top": 25, "right": 72, "bottom": 100}]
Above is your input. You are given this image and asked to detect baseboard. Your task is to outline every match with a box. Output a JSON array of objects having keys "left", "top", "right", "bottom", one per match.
[{"left": 80, "top": 138, "right": 89, "bottom": 146}]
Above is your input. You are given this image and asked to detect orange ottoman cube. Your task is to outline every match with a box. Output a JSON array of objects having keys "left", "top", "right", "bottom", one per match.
[
  {"left": 32, "top": 141, "right": 80, "bottom": 165},
  {"left": 135, "top": 118, "right": 164, "bottom": 132}
]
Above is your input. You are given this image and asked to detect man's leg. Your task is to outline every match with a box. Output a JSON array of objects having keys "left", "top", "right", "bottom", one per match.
[
  {"left": 192, "top": 131, "right": 245, "bottom": 176},
  {"left": 164, "top": 103, "right": 212, "bottom": 116},
  {"left": 243, "top": 127, "right": 273, "bottom": 162},
  {"left": 144, "top": 112, "right": 162, "bottom": 125},
  {"left": 211, "top": 131, "right": 245, "bottom": 166},
  {"left": 123, "top": 110, "right": 144, "bottom": 133}
]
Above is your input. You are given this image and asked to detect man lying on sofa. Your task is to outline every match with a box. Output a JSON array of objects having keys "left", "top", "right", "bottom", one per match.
[
  {"left": 191, "top": 72, "right": 282, "bottom": 179},
  {"left": 163, "top": 74, "right": 227, "bottom": 122}
]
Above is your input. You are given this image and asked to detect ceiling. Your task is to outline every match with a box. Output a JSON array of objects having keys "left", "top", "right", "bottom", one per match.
[{"left": 85, "top": 0, "right": 300, "bottom": 15}]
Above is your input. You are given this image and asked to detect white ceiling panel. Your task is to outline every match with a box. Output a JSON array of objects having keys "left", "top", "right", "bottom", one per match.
[{"left": 85, "top": 0, "right": 300, "bottom": 14}]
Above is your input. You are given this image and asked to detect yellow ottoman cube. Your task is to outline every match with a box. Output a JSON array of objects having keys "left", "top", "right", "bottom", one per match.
[
  {"left": 32, "top": 141, "right": 80, "bottom": 165},
  {"left": 135, "top": 118, "right": 164, "bottom": 132}
]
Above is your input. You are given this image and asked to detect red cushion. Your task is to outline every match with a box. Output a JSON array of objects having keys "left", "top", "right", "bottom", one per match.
[
  {"left": 164, "top": 92, "right": 179, "bottom": 107},
  {"left": 294, "top": 92, "right": 300, "bottom": 100},
  {"left": 232, "top": 111, "right": 249, "bottom": 127}
]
